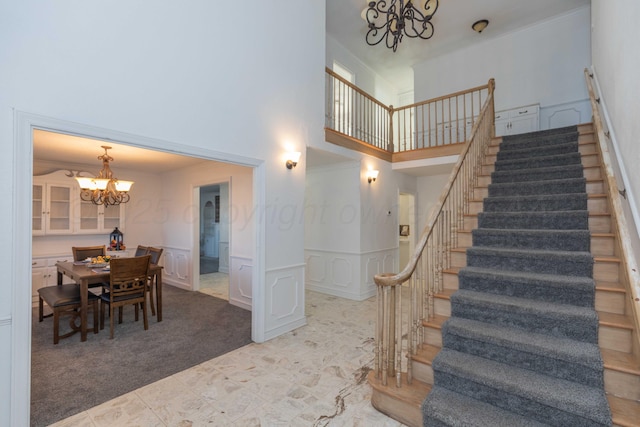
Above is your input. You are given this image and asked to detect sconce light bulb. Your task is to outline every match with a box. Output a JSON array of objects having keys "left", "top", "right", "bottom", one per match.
[{"left": 286, "top": 151, "right": 301, "bottom": 170}]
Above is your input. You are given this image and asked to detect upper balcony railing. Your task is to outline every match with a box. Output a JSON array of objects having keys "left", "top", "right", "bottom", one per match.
[{"left": 325, "top": 67, "right": 491, "bottom": 160}]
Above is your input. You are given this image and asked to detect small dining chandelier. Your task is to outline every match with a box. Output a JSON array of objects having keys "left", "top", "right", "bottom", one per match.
[
  {"left": 363, "top": 0, "right": 439, "bottom": 52},
  {"left": 75, "top": 146, "right": 134, "bottom": 206}
]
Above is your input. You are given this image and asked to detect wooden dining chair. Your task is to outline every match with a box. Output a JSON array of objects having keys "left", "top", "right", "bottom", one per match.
[
  {"left": 72, "top": 245, "right": 109, "bottom": 290},
  {"left": 145, "top": 247, "right": 163, "bottom": 316},
  {"left": 72, "top": 245, "right": 106, "bottom": 262},
  {"left": 38, "top": 284, "right": 99, "bottom": 344},
  {"left": 134, "top": 245, "right": 149, "bottom": 257},
  {"left": 99, "top": 255, "right": 151, "bottom": 339}
]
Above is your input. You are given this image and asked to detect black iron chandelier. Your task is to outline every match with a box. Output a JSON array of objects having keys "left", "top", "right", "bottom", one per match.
[
  {"left": 75, "top": 146, "right": 134, "bottom": 206},
  {"left": 364, "top": 0, "right": 439, "bottom": 52}
]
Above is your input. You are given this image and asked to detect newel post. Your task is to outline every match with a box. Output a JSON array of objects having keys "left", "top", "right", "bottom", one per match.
[{"left": 374, "top": 273, "right": 397, "bottom": 386}]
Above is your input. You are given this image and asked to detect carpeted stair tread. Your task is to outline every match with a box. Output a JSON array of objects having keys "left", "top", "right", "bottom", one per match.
[
  {"left": 471, "top": 228, "right": 590, "bottom": 251},
  {"left": 491, "top": 164, "right": 584, "bottom": 183},
  {"left": 422, "top": 126, "right": 611, "bottom": 426},
  {"left": 499, "top": 131, "right": 579, "bottom": 152},
  {"left": 458, "top": 266, "right": 595, "bottom": 306},
  {"left": 442, "top": 317, "right": 604, "bottom": 387},
  {"left": 488, "top": 177, "right": 586, "bottom": 197},
  {"left": 493, "top": 152, "right": 582, "bottom": 172},
  {"left": 465, "top": 246, "right": 593, "bottom": 277},
  {"left": 482, "top": 193, "right": 588, "bottom": 213},
  {"left": 422, "top": 387, "right": 549, "bottom": 427},
  {"left": 501, "top": 125, "right": 577, "bottom": 142},
  {"left": 478, "top": 210, "right": 589, "bottom": 230},
  {"left": 497, "top": 141, "right": 579, "bottom": 161},
  {"left": 432, "top": 349, "right": 611, "bottom": 426},
  {"left": 450, "top": 289, "right": 599, "bottom": 343}
]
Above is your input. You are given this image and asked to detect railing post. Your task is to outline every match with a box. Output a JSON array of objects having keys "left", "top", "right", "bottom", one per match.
[
  {"left": 387, "top": 105, "right": 394, "bottom": 153},
  {"left": 489, "top": 78, "right": 496, "bottom": 138}
]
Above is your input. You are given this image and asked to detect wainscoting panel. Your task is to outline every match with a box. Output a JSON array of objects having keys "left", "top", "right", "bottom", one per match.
[
  {"left": 264, "top": 263, "right": 306, "bottom": 341},
  {"left": 540, "top": 99, "right": 591, "bottom": 130},
  {"left": 305, "top": 248, "right": 397, "bottom": 301},
  {"left": 330, "top": 257, "right": 353, "bottom": 288},
  {"left": 162, "top": 246, "right": 192, "bottom": 290},
  {"left": 361, "top": 248, "right": 397, "bottom": 300},
  {"left": 229, "top": 255, "right": 252, "bottom": 310},
  {"left": 218, "top": 241, "right": 229, "bottom": 273}
]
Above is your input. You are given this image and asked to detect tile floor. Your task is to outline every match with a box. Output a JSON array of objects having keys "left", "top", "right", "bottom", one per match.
[
  {"left": 199, "top": 272, "right": 230, "bottom": 301},
  {"left": 50, "top": 286, "right": 405, "bottom": 426}
]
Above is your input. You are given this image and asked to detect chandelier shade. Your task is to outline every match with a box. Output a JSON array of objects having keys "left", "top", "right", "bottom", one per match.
[
  {"left": 75, "top": 146, "right": 133, "bottom": 206},
  {"left": 363, "top": 0, "right": 439, "bottom": 52}
]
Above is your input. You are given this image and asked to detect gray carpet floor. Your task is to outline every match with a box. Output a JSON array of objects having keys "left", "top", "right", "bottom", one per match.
[{"left": 31, "top": 284, "right": 251, "bottom": 427}]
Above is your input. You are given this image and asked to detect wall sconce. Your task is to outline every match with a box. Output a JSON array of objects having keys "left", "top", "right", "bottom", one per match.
[
  {"left": 472, "top": 19, "right": 489, "bottom": 33},
  {"left": 367, "top": 169, "right": 379, "bottom": 184},
  {"left": 285, "top": 151, "right": 301, "bottom": 170}
]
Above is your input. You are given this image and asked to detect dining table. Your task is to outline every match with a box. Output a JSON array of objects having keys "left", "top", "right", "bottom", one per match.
[{"left": 56, "top": 260, "right": 164, "bottom": 341}]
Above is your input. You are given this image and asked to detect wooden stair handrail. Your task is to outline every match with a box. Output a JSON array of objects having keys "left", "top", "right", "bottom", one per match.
[
  {"left": 372, "top": 78, "right": 495, "bottom": 388},
  {"left": 374, "top": 78, "right": 495, "bottom": 289},
  {"left": 584, "top": 68, "right": 640, "bottom": 352}
]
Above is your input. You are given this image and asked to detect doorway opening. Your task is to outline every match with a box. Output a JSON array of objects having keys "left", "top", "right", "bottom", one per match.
[
  {"left": 398, "top": 192, "right": 416, "bottom": 269},
  {"left": 23, "top": 119, "right": 261, "bottom": 426},
  {"left": 198, "top": 183, "right": 230, "bottom": 301}
]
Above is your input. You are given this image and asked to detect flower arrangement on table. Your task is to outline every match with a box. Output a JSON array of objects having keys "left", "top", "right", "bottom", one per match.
[{"left": 90, "top": 255, "right": 111, "bottom": 265}]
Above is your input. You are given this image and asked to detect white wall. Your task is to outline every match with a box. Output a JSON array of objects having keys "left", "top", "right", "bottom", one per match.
[
  {"left": 326, "top": 35, "right": 400, "bottom": 107},
  {"left": 416, "top": 173, "right": 453, "bottom": 235},
  {"left": 160, "top": 161, "right": 253, "bottom": 298},
  {"left": 591, "top": 0, "right": 640, "bottom": 246},
  {"left": 413, "top": 7, "right": 592, "bottom": 114},
  {"left": 304, "top": 154, "right": 419, "bottom": 300},
  {"left": 0, "top": 1, "right": 325, "bottom": 424}
]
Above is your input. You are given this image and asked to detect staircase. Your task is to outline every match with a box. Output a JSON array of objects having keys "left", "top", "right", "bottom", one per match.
[{"left": 368, "top": 124, "right": 640, "bottom": 426}]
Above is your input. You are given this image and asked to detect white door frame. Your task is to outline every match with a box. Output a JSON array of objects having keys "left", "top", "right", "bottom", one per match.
[{"left": 12, "top": 111, "right": 266, "bottom": 426}]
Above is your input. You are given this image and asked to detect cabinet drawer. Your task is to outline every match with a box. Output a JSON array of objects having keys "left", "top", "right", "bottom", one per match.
[{"left": 513, "top": 105, "right": 539, "bottom": 117}]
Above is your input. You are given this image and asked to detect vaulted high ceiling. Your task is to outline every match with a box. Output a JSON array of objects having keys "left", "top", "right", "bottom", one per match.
[
  {"left": 34, "top": 0, "right": 591, "bottom": 173},
  {"left": 326, "top": 0, "right": 590, "bottom": 89}
]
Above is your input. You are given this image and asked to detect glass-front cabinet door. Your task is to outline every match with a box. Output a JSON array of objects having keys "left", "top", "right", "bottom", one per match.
[
  {"left": 46, "top": 184, "right": 73, "bottom": 233},
  {"left": 33, "top": 183, "right": 44, "bottom": 235},
  {"left": 102, "top": 204, "right": 121, "bottom": 231},
  {"left": 78, "top": 199, "right": 100, "bottom": 231},
  {"left": 76, "top": 199, "right": 123, "bottom": 233}
]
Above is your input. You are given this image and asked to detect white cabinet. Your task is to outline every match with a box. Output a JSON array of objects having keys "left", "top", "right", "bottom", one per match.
[
  {"left": 32, "top": 181, "right": 74, "bottom": 235},
  {"left": 76, "top": 199, "right": 124, "bottom": 234},
  {"left": 495, "top": 104, "right": 539, "bottom": 136},
  {"left": 33, "top": 171, "right": 125, "bottom": 235},
  {"left": 31, "top": 254, "right": 75, "bottom": 306}
]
